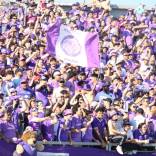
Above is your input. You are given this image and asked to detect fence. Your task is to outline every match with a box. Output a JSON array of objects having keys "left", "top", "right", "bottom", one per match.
[{"left": 37, "top": 141, "right": 156, "bottom": 151}]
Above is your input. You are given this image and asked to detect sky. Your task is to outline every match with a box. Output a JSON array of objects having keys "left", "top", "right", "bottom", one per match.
[{"left": 54, "top": 0, "right": 156, "bottom": 9}]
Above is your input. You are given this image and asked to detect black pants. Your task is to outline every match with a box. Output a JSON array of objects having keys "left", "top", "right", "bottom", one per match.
[{"left": 109, "top": 135, "right": 127, "bottom": 146}]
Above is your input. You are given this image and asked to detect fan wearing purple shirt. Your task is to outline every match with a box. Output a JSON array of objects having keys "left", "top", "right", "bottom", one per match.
[
  {"left": 28, "top": 108, "right": 50, "bottom": 140},
  {"left": 133, "top": 123, "right": 151, "bottom": 144},
  {"left": 88, "top": 73, "right": 103, "bottom": 95},
  {"left": 82, "top": 110, "right": 94, "bottom": 142},
  {"left": 58, "top": 109, "right": 72, "bottom": 142},
  {"left": 147, "top": 107, "right": 156, "bottom": 139},
  {"left": 17, "top": 80, "right": 34, "bottom": 100},
  {"left": 92, "top": 108, "right": 108, "bottom": 147},
  {"left": 71, "top": 106, "right": 84, "bottom": 142},
  {"left": 48, "top": 70, "right": 62, "bottom": 89},
  {"left": 0, "top": 112, "right": 18, "bottom": 143},
  {"left": 65, "top": 71, "right": 77, "bottom": 96},
  {"left": 41, "top": 112, "right": 57, "bottom": 141},
  {"left": 35, "top": 77, "right": 49, "bottom": 106}
]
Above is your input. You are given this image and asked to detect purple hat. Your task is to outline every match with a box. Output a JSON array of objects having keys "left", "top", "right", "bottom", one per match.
[
  {"left": 110, "top": 111, "right": 118, "bottom": 118},
  {"left": 63, "top": 109, "right": 72, "bottom": 116},
  {"left": 73, "top": 2, "right": 80, "bottom": 6},
  {"left": 1, "top": 48, "right": 7, "bottom": 54},
  {"left": 83, "top": 85, "right": 91, "bottom": 91},
  {"left": 27, "top": 66, "right": 34, "bottom": 70},
  {"left": 102, "top": 81, "right": 110, "bottom": 87},
  {"left": 136, "top": 74, "right": 142, "bottom": 80}
]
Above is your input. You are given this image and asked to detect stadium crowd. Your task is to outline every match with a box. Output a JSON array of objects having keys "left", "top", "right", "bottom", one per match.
[{"left": 0, "top": 0, "right": 156, "bottom": 155}]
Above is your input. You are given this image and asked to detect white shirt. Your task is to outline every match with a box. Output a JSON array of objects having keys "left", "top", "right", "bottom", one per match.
[{"left": 131, "top": 115, "right": 145, "bottom": 129}]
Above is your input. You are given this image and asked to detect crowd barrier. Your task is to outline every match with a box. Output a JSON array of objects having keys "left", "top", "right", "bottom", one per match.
[{"left": 38, "top": 141, "right": 156, "bottom": 153}]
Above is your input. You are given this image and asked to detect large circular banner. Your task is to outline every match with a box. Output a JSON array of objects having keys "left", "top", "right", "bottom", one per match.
[{"left": 60, "top": 35, "right": 81, "bottom": 57}]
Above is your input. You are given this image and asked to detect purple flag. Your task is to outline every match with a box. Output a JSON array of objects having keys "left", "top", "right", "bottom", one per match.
[
  {"left": 35, "top": 91, "right": 48, "bottom": 106},
  {"left": 46, "top": 22, "right": 100, "bottom": 68},
  {"left": 46, "top": 19, "right": 61, "bottom": 55}
]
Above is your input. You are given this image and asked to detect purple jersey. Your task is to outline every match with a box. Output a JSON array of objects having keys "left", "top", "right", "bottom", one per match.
[
  {"left": 71, "top": 115, "right": 83, "bottom": 142},
  {"left": 148, "top": 116, "right": 156, "bottom": 139},
  {"left": 58, "top": 118, "right": 72, "bottom": 141},
  {"left": 149, "top": 116, "right": 156, "bottom": 132},
  {"left": 42, "top": 119, "right": 54, "bottom": 141},
  {"left": 28, "top": 117, "right": 41, "bottom": 132},
  {"left": 65, "top": 80, "right": 76, "bottom": 96},
  {"left": 92, "top": 117, "right": 107, "bottom": 138},
  {"left": 82, "top": 119, "right": 93, "bottom": 142},
  {"left": 38, "top": 112, "right": 45, "bottom": 118},
  {"left": 133, "top": 129, "right": 149, "bottom": 140},
  {"left": 0, "top": 121, "right": 17, "bottom": 140}
]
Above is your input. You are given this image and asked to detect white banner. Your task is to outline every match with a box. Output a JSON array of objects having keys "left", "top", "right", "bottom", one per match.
[
  {"left": 55, "top": 25, "right": 88, "bottom": 67},
  {"left": 37, "top": 152, "right": 69, "bottom": 156}
]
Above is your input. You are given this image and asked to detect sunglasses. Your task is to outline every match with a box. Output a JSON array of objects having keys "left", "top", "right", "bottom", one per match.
[{"left": 59, "top": 81, "right": 65, "bottom": 83}]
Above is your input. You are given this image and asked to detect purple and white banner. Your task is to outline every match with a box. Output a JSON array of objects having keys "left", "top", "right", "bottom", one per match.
[{"left": 47, "top": 21, "right": 100, "bottom": 68}]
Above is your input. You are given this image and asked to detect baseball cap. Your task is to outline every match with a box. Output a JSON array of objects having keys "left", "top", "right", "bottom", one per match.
[
  {"left": 63, "top": 109, "right": 72, "bottom": 116},
  {"left": 110, "top": 111, "right": 118, "bottom": 118},
  {"left": 21, "top": 79, "right": 27, "bottom": 84},
  {"left": 52, "top": 71, "right": 61, "bottom": 78},
  {"left": 123, "top": 121, "right": 131, "bottom": 126},
  {"left": 10, "top": 88, "right": 16, "bottom": 93}
]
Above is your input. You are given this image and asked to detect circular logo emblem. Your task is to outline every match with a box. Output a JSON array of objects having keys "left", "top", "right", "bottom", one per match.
[{"left": 60, "top": 35, "right": 81, "bottom": 57}]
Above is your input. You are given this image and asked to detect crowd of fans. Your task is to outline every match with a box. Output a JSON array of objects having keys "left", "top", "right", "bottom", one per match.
[{"left": 0, "top": 0, "right": 156, "bottom": 155}]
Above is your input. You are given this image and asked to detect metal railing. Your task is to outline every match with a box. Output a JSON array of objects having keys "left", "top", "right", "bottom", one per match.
[
  {"left": 37, "top": 141, "right": 156, "bottom": 152},
  {"left": 37, "top": 141, "right": 101, "bottom": 146}
]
